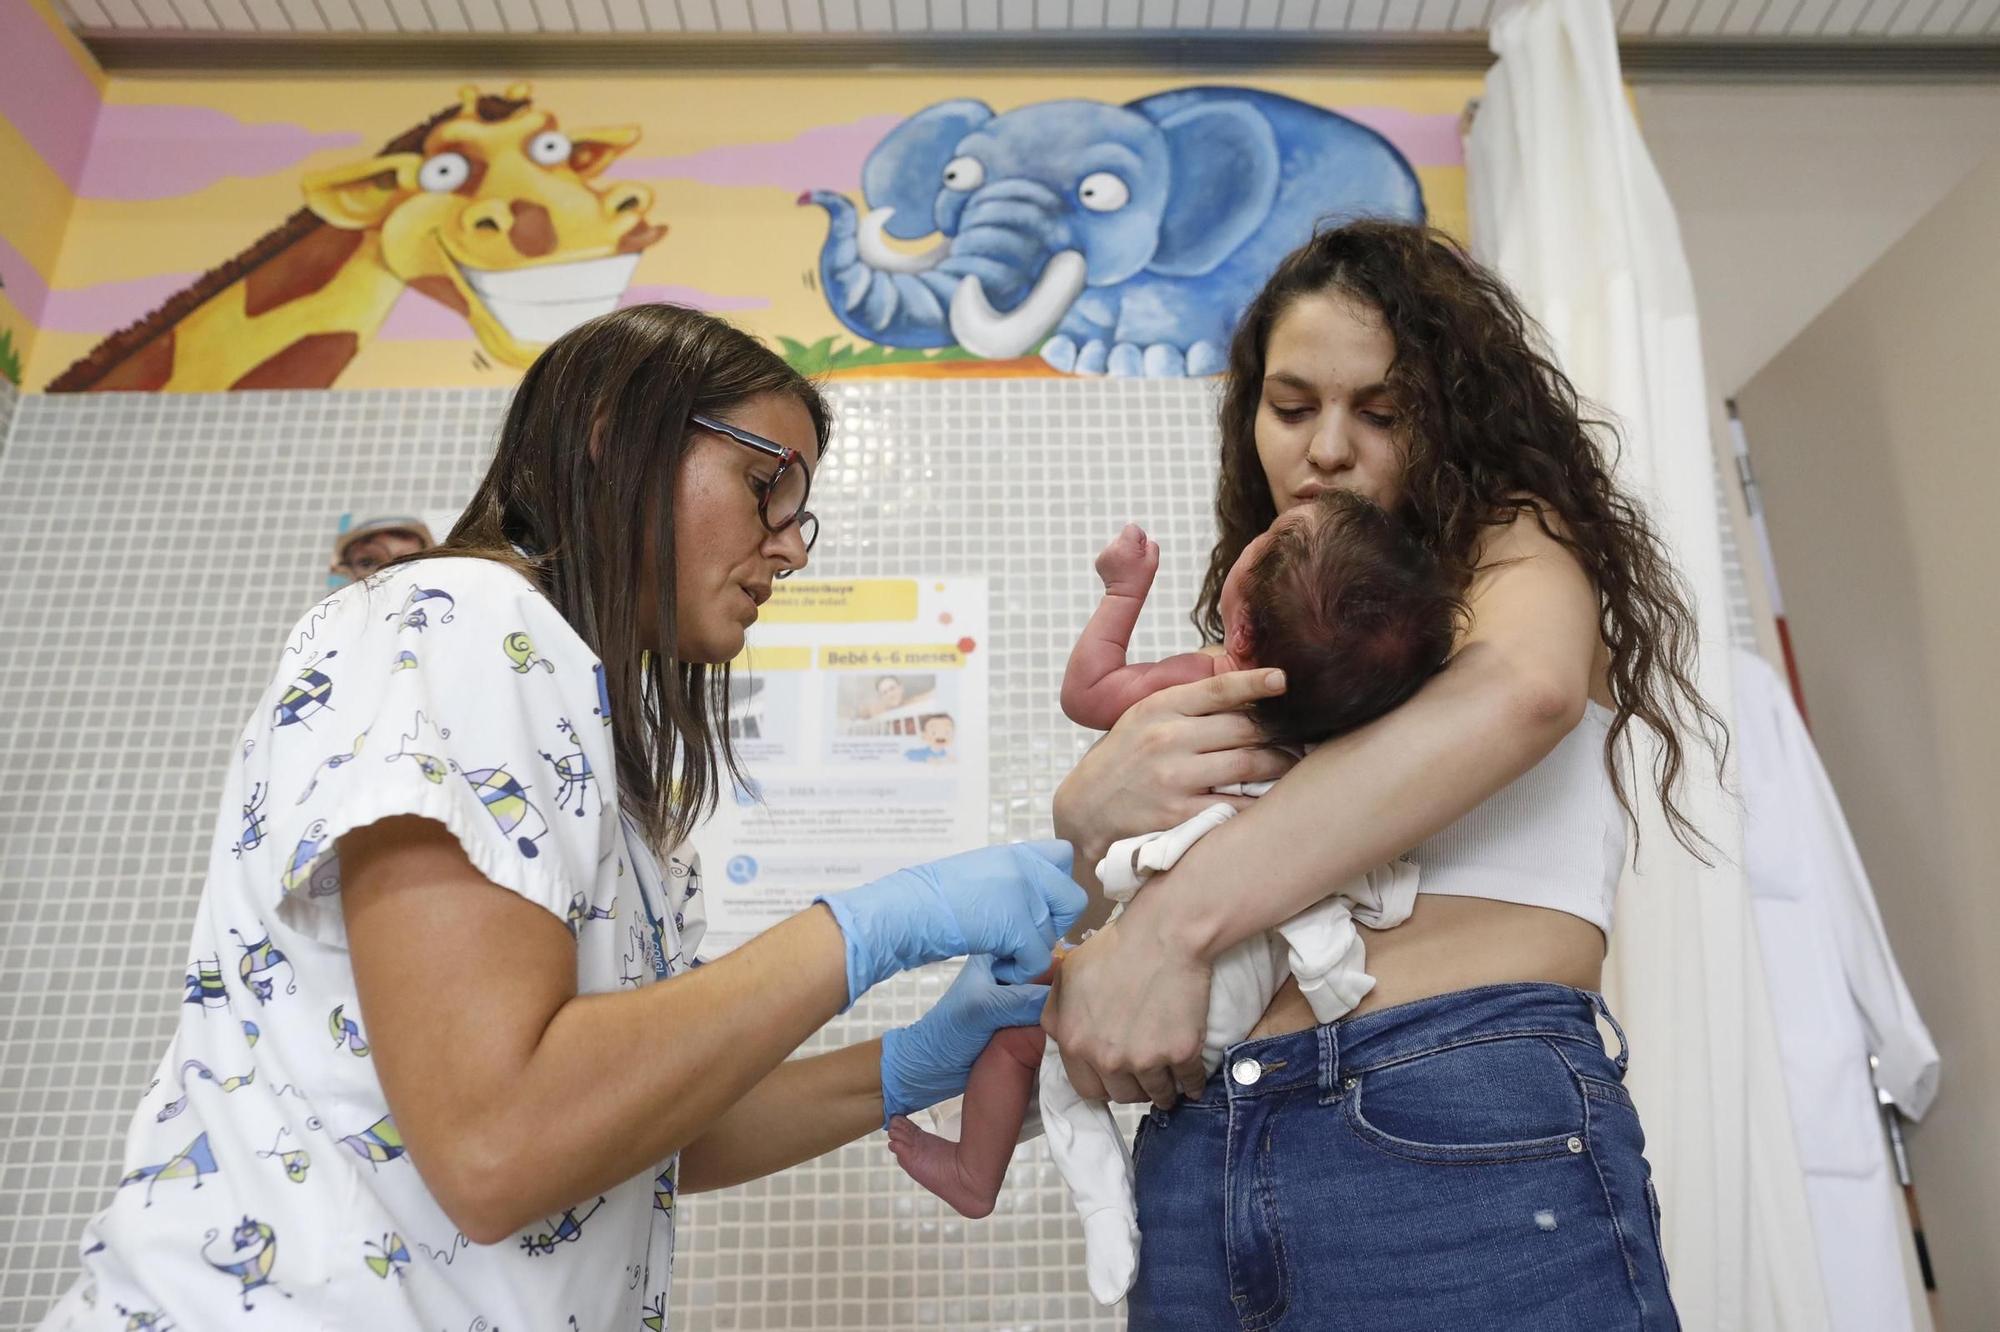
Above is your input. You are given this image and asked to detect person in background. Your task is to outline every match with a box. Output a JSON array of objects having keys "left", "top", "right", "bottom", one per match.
[{"left": 330, "top": 516, "right": 436, "bottom": 584}]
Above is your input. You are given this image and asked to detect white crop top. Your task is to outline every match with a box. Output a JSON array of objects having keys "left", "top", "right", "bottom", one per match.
[{"left": 1407, "top": 702, "right": 1626, "bottom": 934}]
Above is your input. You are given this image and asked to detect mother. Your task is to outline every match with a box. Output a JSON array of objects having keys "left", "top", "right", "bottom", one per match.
[{"left": 1046, "top": 222, "right": 1714, "bottom": 1329}]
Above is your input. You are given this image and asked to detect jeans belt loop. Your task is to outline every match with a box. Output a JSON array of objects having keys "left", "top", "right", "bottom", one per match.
[{"left": 1590, "top": 990, "right": 1632, "bottom": 1072}]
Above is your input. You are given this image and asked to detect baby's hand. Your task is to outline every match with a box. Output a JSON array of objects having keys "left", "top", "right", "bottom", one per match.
[{"left": 1095, "top": 524, "right": 1160, "bottom": 597}]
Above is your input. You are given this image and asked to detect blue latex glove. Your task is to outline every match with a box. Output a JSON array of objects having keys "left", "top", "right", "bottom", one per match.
[
  {"left": 817, "top": 840, "right": 1084, "bottom": 1008},
  {"left": 880, "top": 954, "right": 1049, "bottom": 1124}
]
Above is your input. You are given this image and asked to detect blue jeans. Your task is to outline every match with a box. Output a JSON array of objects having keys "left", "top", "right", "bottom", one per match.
[{"left": 1128, "top": 983, "right": 1678, "bottom": 1330}]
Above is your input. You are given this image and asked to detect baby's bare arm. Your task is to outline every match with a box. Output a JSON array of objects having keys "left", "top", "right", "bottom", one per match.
[
  {"left": 1064, "top": 653, "right": 1222, "bottom": 731},
  {"left": 1064, "top": 525, "right": 1218, "bottom": 728}
]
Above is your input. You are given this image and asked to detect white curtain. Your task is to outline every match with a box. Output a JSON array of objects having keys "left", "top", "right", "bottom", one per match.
[{"left": 1466, "top": 3, "right": 1827, "bottom": 1328}]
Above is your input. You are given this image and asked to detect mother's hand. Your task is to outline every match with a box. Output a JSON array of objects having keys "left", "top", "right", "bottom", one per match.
[
  {"left": 1054, "top": 668, "right": 1295, "bottom": 871},
  {"left": 1043, "top": 897, "right": 1214, "bottom": 1109}
]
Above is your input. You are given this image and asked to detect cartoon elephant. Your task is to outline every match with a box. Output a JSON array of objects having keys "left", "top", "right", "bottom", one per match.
[{"left": 801, "top": 87, "right": 1424, "bottom": 378}]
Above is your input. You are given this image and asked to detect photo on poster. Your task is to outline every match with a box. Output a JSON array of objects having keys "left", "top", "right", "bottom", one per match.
[
  {"left": 829, "top": 672, "right": 961, "bottom": 765},
  {"left": 727, "top": 672, "right": 805, "bottom": 766}
]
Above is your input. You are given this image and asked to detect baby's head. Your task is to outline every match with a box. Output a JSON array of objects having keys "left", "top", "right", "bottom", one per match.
[{"left": 1218, "top": 491, "right": 1462, "bottom": 747}]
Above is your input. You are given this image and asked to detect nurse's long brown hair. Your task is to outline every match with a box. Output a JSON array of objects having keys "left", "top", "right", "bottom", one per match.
[
  {"left": 409, "top": 304, "right": 831, "bottom": 852},
  {"left": 1196, "top": 221, "right": 1725, "bottom": 855}
]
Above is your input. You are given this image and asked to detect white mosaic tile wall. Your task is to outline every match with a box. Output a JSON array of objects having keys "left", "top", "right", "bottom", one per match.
[
  {"left": 0, "top": 374, "right": 1760, "bottom": 1332},
  {"left": 0, "top": 378, "right": 1222, "bottom": 1332}
]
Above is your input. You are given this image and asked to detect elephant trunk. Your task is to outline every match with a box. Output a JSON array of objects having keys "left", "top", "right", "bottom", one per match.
[{"left": 802, "top": 188, "right": 1084, "bottom": 356}]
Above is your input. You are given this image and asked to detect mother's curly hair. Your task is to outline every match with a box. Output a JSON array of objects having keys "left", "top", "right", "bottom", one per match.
[{"left": 1194, "top": 219, "right": 1726, "bottom": 854}]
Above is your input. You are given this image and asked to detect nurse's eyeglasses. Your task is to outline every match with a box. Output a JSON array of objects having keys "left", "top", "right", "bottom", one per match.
[{"left": 690, "top": 414, "right": 819, "bottom": 574}]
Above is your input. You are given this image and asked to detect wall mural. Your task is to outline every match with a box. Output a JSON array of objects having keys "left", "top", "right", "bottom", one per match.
[
  {"left": 804, "top": 89, "right": 1422, "bottom": 380},
  {"left": 19, "top": 72, "right": 1470, "bottom": 392},
  {"left": 49, "top": 86, "right": 663, "bottom": 392}
]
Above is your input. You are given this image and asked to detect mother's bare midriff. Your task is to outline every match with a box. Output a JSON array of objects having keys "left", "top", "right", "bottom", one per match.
[{"left": 1247, "top": 894, "right": 1606, "bottom": 1040}]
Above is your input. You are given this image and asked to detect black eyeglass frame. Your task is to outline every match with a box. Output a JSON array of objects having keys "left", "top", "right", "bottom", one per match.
[{"left": 690, "top": 413, "right": 820, "bottom": 569}]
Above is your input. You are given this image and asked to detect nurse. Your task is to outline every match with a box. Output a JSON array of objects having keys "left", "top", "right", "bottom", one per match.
[{"left": 37, "top": 305, "right": 1083, "bottom": 1331}]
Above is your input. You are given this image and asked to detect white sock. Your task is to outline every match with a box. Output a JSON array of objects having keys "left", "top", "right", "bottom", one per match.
[{"left": 1082, "top": 1207, "right": 1141, "bottom": 1306}]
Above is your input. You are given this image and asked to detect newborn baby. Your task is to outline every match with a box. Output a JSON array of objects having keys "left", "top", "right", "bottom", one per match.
[{"left": 887, "top": 490, "right": 1463, "bottom": 1304}]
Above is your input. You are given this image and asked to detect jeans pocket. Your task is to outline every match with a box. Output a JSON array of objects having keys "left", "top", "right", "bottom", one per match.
[
  {"left": 1131, "top": 1110, "right": 1155, "bottom": 1171},
  {"left": 1344, "top": 1034, "right": 1588, "bottom": 1165}
]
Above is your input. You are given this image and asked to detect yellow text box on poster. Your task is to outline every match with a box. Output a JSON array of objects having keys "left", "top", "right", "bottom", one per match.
[
  {"left": 733, "top": 645, "right": 814, "bottom": 672},
  {"left": 759, "top": 580, "right": 918, "bottom": 624},
  {"left": 820, "top": 644, "right": 966, "bottom": 671}
]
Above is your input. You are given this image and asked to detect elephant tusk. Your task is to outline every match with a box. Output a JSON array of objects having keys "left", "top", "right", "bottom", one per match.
[
  {"left": 858, "top": 207, "right": 950, "bottom": 274},
  {"left": 948, "top": 250, "right": 1088, "bottom": 360}
]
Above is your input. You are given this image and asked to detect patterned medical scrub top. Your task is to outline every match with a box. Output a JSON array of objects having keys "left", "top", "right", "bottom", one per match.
[{"left": 39, "top": 557, "right": 704, "bottom": 1332}]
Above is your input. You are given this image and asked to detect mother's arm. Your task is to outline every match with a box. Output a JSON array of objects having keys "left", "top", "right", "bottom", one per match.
[{"left": 1046, "top": 511, "right": 1601, "bottom": 1105}]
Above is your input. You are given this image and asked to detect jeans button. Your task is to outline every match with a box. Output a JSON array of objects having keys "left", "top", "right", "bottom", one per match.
[
  {"left": 1568, "top": 1136, "right": 1584, "bottom": 1154},
  {"left": 1230, "top": 1057, "right": 1263, "bottom": 1087}
]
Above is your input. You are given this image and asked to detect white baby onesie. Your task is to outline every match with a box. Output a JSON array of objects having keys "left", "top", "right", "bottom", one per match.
[{"left": 1042, "top": 800, "right": 1419, "bottom": 1305}]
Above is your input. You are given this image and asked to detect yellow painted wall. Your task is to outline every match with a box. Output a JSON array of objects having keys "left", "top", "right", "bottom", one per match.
[{"left": 0, "top": 0, "right": 104, "bottom": 385}]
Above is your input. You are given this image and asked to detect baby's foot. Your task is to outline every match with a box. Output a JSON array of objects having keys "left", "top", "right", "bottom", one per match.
[
  {"left": 1095, "top": 524, "right": 1159, "bottom": 598},
  {"left": 887, "top": 1115, "right": 1001, "bottom": 1219}
]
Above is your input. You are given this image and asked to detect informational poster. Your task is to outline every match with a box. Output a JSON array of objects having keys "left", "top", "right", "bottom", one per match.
[{"left": 693, "top": 578, "right": 989, "bottom": 956}]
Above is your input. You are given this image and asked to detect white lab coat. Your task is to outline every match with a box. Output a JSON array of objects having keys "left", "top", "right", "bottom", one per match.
[{"left": 1736, "top": 647, "right": 1939, "bottom": 1332}]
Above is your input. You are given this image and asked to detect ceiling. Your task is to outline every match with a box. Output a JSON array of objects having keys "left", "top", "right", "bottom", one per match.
[
  {"left": 55, "top": 0, "right": 2000, "bottom": 81},
  {"left": 53, "top": 0, "right": 2000, "bottom": 38}
]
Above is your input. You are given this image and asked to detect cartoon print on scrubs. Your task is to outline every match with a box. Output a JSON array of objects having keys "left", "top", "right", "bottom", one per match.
[
  {"left": 329, "top": 1003, "right": 370, "bottom": 1056},
  {"left": 155, "top": 1058, "right": 255, "bottom": 1121},
  {"left": 653, "top": 1164, "right": 675, "bottom": 1213},
  {"left": 521, "top": 1197, "right": 606, "bottom": 1256},
  {"left": 201, "top": 1216, "right": 285, "bottom": 1310},
  {"left": 566, "top": 891, "right": 615, "bottom": 935},
  {"left": 339, "top": 1114, "right": 408, "bottom": 1169},
  {"left": 230, "top": 784, "right": 268, "bottom": 858},
  {"left": 364, "top": 1233, "right": 411, "bottom": 1280},
  {"left": 181, "top": 957, "right": 229, "bottom": 1014},
  {"left": 53, "top": 560, "right": 694, "bottom": 1332},
  {"left": 385, "top": 710, "right": 453, "bottom": 784},
  {"left": 228, "top": 929, "right": 297, "bottom": 1003},
  {"left": 504, "top": 630, "right": 556, "bottom": 674},
  {"left": 541, "top": 717, "right": 600, "bottom": 817},
  {"left": 278, "top": 819, "right": 341, "bottom": 898},
  {"left": 384, "top": 585, "right": 456, "bottom": 633},
  {"left": 273, "top": 652, "right": 338, "bottom": 731},
  {"left": 416, "top": 1232, "right": 472, "bottom": 1267},
  {"left": 113, "top": 1307, "right": 173, "bottom": 1332},
  {"left": 118, "top": 1132, "right": 219, "bottom": 1205},
  {"left": 459, "top": 759, "right": 551, "bottom": 858},
  {"left": 256, "top": 1125, "right": 315, "bottom": 1183},
  {"left": 286, "top": 600, "right": 337, "bottom": 658},
  {"left": 297, "top": 732, "right": 368, "bottom": 803}
]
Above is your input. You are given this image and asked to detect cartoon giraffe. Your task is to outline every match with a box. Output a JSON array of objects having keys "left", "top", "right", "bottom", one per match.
[{"left": 48, "top": 84, "right": 664, "bottom": 393}]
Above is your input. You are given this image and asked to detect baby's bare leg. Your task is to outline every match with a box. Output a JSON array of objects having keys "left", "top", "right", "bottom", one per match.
[{"left": 887, "top": 1024, "right": 1047, "bottom": 1219}]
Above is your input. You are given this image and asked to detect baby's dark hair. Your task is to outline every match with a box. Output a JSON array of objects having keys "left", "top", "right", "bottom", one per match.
[{"left": 1242, "top": 491, "right": 1464, "bottom": 748}]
